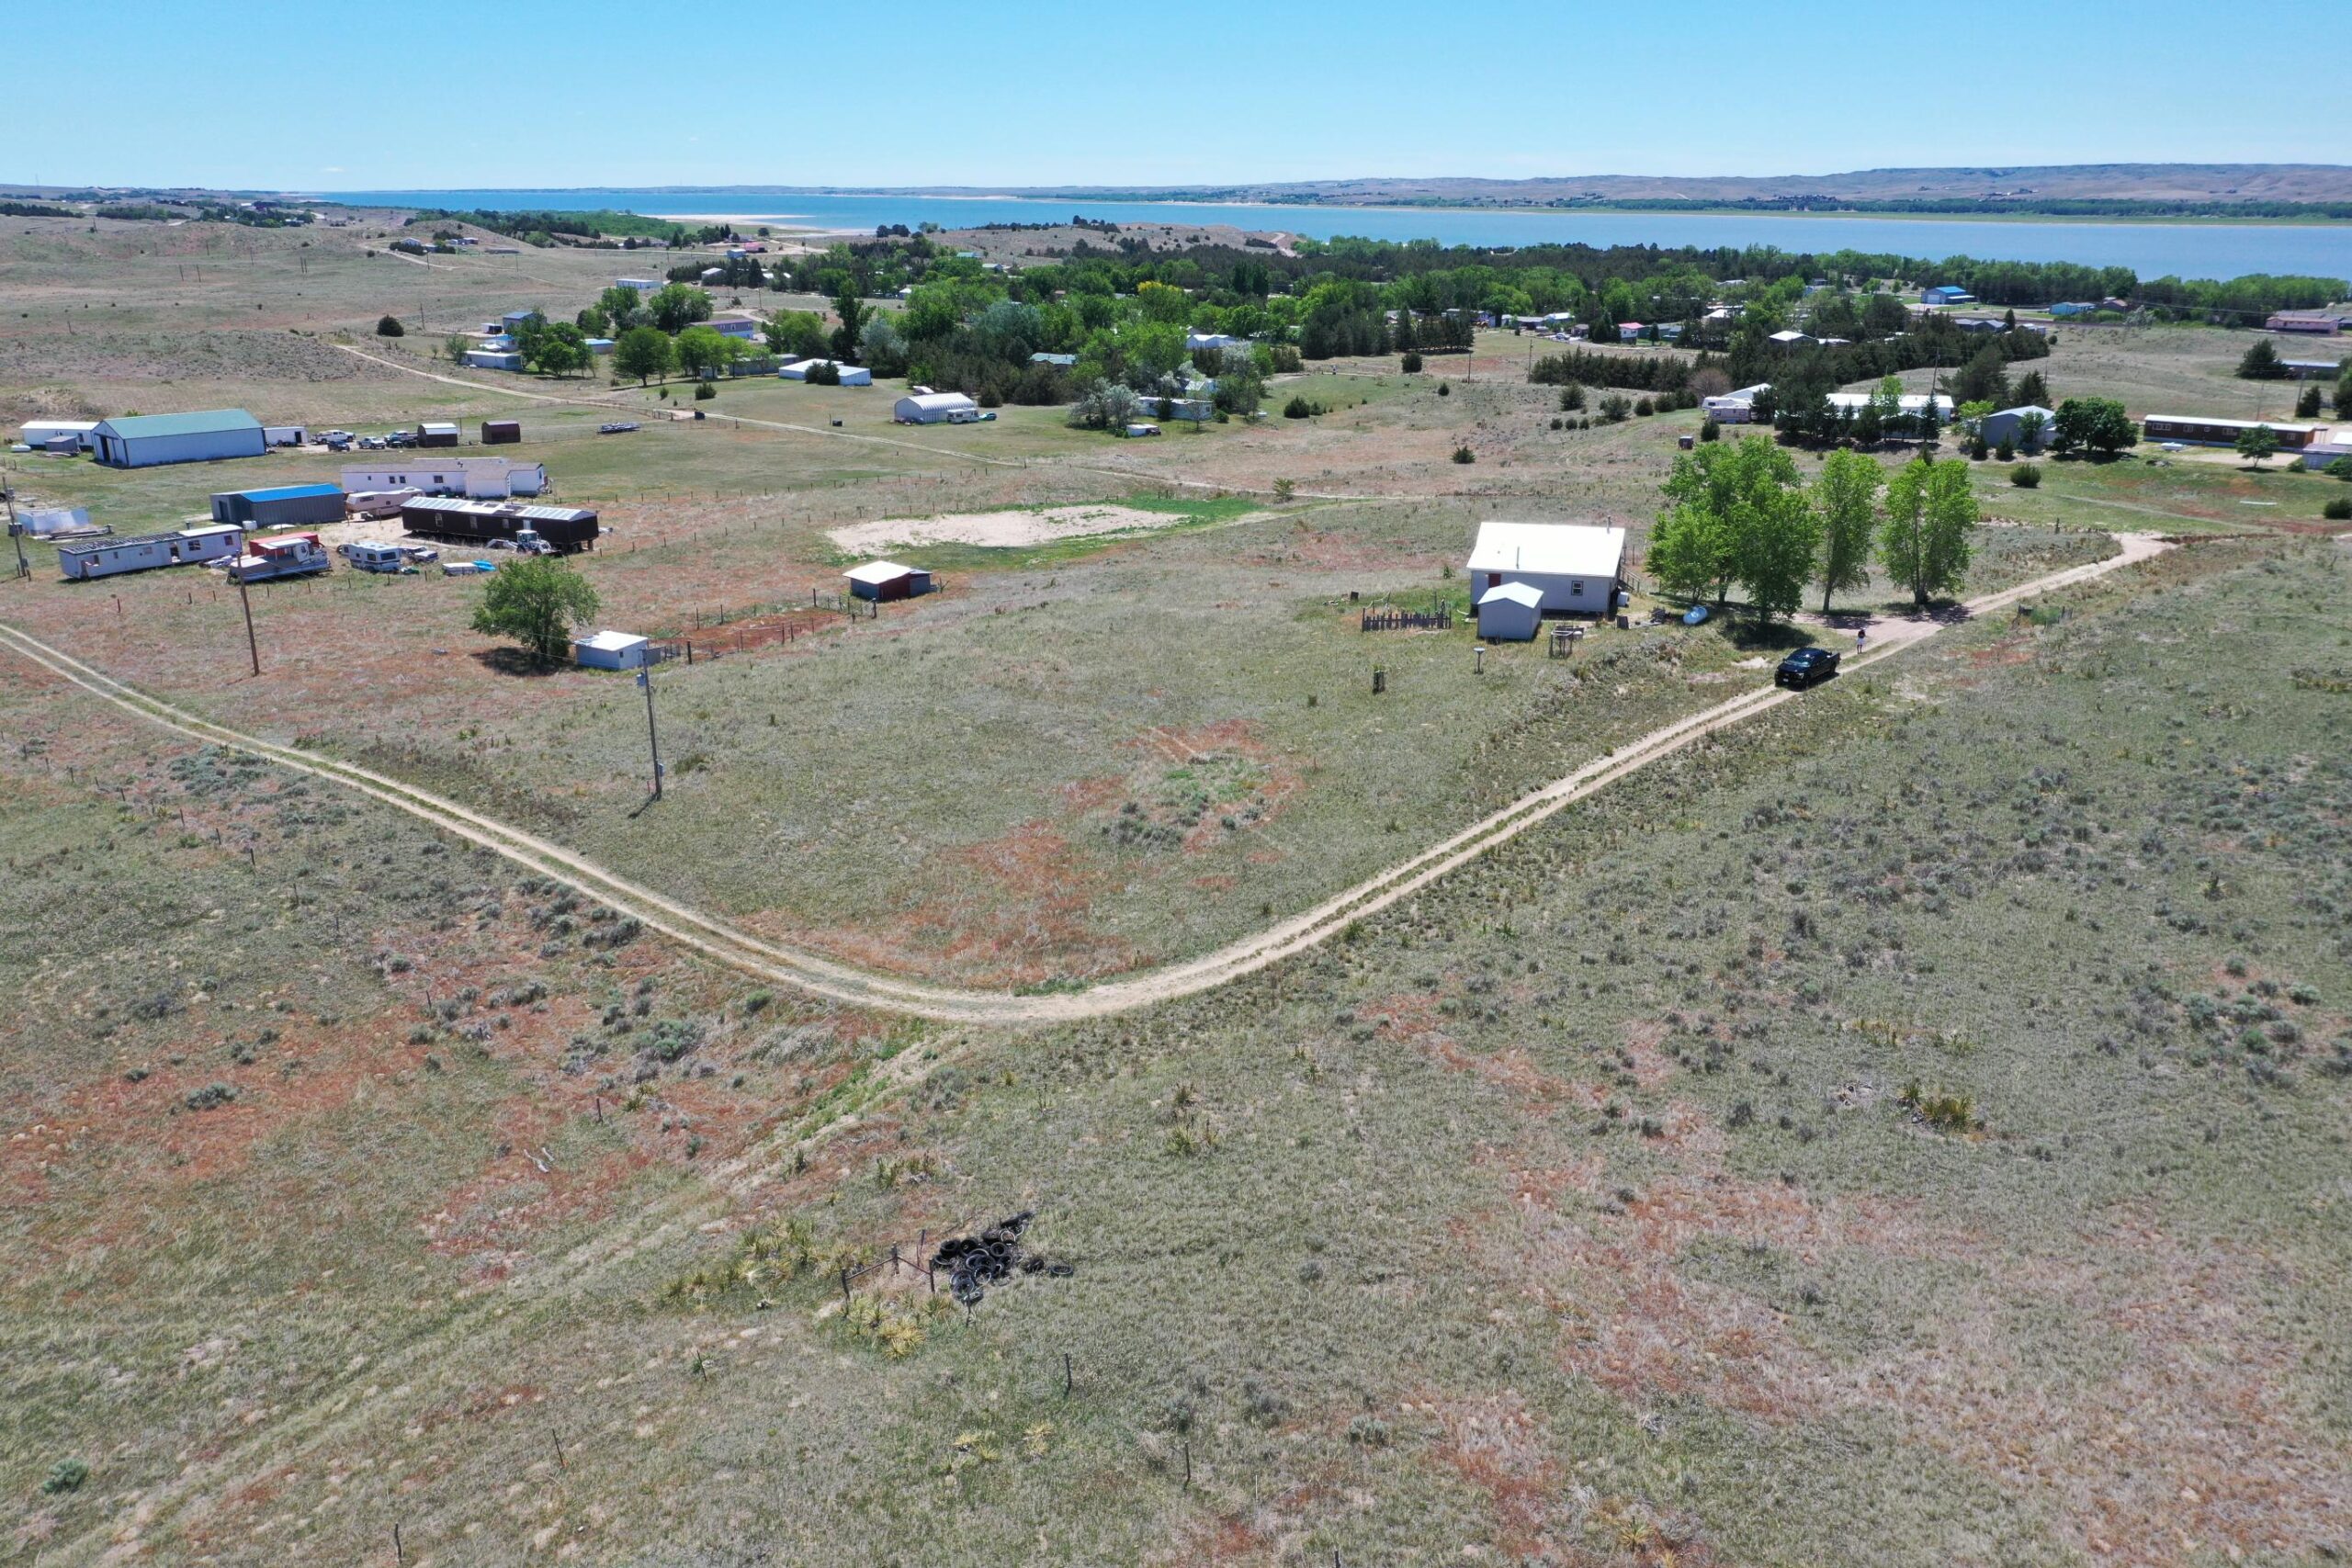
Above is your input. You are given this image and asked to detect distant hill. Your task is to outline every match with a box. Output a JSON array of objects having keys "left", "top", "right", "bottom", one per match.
[{"left": 884, "top": 165, "right": 2352, "bottom": 219}]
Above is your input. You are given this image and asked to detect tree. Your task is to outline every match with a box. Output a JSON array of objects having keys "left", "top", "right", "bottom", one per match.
[
  {"left": 442, "top": 333, "right": 471, "bottom": 365},
  {"left": 376, "top": 314, "right": 404, "bottom": 337},
  {"left": 2327, "top": 456, "right": 2352, "bottom": 481},
  {"left": 1068, "top": 379, "right": 1142, "bottom": 431},
  {"left": 2294, "top": 383, "right": 2324, "bottom": 419},
  {"left": 613, "top": 324, "right": 674, "bottom": 385},
  {"left": 575, "top": 304, "right": 611, "bottom": 338},
  {"left": 858, "top": 311, "right": 910, "bottom": 377},
  {"left": 469, "top": 558, "right": 599, "bottom": 664},
  {"left": 2052, "top": 397, "right": 2136, "bottom": 458},
  {"left": 1881, "top": 457, "right": 1977, "bottom": 607},
  {"left": 1811, "top": 448, "right": 1881, "bottom": 614},
  {"left": 1653, "top": 436, "right": 1812, "bottom": 615},
  {"left": 2236, "top": 337, "right": 2284, "bottom": 379},
  {"left": 597, "top": 285, "right": 646, "bottom": 333},
  {"left": 763, "top": 310, "right": 828, "bottom": 361},
  {"left": 2013, "top": 369, "right": 2050, "bottom": 408},
  {"left": 2234, "top": 423, "right": 2280, "bottom": 468},
  {"left": 1952, "top": 344, "right": 2009, "bottom": 406},
  {"left": 673, "top": 325, "right": 740, "bottom": 380},
  {"left": 527, "top": 321, "right": 593, "bottom": 378},
  {"left": 647, "top": 282, "right": 712, "bottom": 334},
  {"left": 830, "top": 292, "right": 868, "bottom": 362},
  {"left": 2336, "top": 368, "right": 2352, "bottom": 419}
]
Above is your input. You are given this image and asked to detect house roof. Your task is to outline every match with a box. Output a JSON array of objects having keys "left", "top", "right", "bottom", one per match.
[
  {"left": 419, "top": 422, "right": 459, "bottom": 434},
  {"left": 844, "top": 559, "right": 920, "bottom": 586},
  {"left": 898, "top": 391, "right": 977, "bottom": 411},
  {"left": 1476, "top": 581, "right": 1546, "bottom": 609},
  {"left": 1467, "top": 522, "right": 1627, "bottom": 580},
  {"left": 95, "top": 409, "right": 261, "bottom": 439},
  {"left": 1989, "top": 404, "right": 2057, "bottom": 421},
  {"left": 574, "top": 630, "right": 648, "bottom": 652},
  {"left": 220, "top": 483, "right": 343, "bottom": 502}
]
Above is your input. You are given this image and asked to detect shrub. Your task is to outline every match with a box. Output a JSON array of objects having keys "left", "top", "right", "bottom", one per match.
[
  {"left": 375, "top": 314, "right": 403, "bottom": 337},
  {"left": 2326, "top": 456, "right": 2352, "bottom": 481},
  {"left": 1549, "top": 417, "right": 1563, "bottom": 430},
  {"left": 693, "top": 380, "right": 715, "bottom": 400},
  {"left": 1599, "top": 393, "right": 1632, "bottom": 423},
  {"left": 1558, "top": 383, "right": 1586, "bottom": 412},
  {"left": 1266, "top": 344, "right": 1303, "bottom": 374},
  {"left": 1996, "top": 436, "right": 2016, "bottom": 461},
  {"left": 1699, "top": 417, "right": 1721, "bottom": 442},
  {"left": 1399, "top": 352, "right": 1422, "bottom": 374},
  {"left": 42, "top": 1459, "right": 88, "bottom": 1495},
  {"left": 2010, "top": 463, "right": 2041, "bottom": 488},
  {"left": 2325, "top": 497, "right": 2351, "bottom": 520},
  {"left": 1451, "top": 445, "right": 1475, "bottom": 464},
  {"left": 1436, "top": 382, "right": 1450, "bottom": 397},
  {"left": 1282, "top": 395, "right": 1312, "bottom": 419},
  {"left": 1969, "top": 436, "right": 1989, "bottom": 460},
  {"left": 1634, "top": 397, "right": 1656, "bottom": 416}
]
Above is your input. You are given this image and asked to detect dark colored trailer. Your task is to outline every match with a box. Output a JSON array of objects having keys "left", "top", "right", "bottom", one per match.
[
  {"left": 400, "top": 496, "right": 598, "bottom": 553},
  {"left": 481, "top": 420, "right": 522, "bottom": 445},
  {"left": 416, "top": 422, "right": 461, "bottom": 448}
]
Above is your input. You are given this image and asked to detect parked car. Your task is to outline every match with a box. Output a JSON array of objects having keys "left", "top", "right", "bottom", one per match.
[
  {"left": 356, "top": 434, "right": 387, "bottom": 450},
  {"left": 1775, "top": 646, "right": 1842, "bottom": 689},
  {"left": 597, "top": 422, "right": 639, "bottom": 434}
]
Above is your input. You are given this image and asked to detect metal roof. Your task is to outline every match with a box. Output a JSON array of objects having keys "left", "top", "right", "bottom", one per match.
[
  {"left": 95, "top": 409, "right": 261, "bottom": 438},
  {"left": 844, "top": 559, "right": 920, "bottom": 585},
  {"left": 58, "top": 525, "right": 239, "bottom": 557},
  {"left": 404, "top": 496, "right": 594, "bottom": 523},
  {"left": 220, "top": 483, "right": 343, "bottom": 502},
  {"left": 1476, "top": 581, "right": 1545, "bottom": 608},
  {"left": 1467, "top": 523, "right": 1627, "bottom": 581}
]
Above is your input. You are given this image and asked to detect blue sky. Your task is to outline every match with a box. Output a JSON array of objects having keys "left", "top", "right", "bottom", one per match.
[{"left": 15, "top": 0, "right": 2344, "bottom": 191}]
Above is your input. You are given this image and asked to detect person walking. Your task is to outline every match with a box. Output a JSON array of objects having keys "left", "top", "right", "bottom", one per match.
[{"left": 1855, "top": 625, "right": 1868, "bottom": 654}]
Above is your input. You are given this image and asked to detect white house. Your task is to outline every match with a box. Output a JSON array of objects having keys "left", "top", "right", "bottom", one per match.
[
  {"left": 465, "top": 348, "right": 526, "bottom": 370},
  {"left": 572, "top": 630, "right": 651, "bottom": 671},
  {"left": 1465, "top": 522, "right": 1627, "bottom": 634},
  {"left": 894, "top": 391, "right": 979, "bottom": 424},
  {"left": 1825, "top": 391, "right": 1953, "bottom": 421},
  {"left": 616, "top": 277, "right": 662, "bottom": 293},
  {"left": 1185, "top": 331, "right": 1246, "bottom": 353},
  {"left": 56, "top": 525, "right": 244, "bottom": 581},
  {"left": 340, "top": 457, "right": 545, "bottom": 499}
]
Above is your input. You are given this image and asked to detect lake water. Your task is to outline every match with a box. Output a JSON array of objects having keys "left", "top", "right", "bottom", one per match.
[{"left": 331, "top": 188, "right": 2352, "bottom": 283}]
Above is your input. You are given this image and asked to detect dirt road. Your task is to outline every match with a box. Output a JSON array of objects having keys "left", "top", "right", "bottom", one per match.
[{"left": 0, "top": 534, "right": 2168, "bottom": 1027}]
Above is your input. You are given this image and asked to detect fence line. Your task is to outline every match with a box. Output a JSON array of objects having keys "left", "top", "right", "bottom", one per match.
[{"left": 1361, "top": 605, "right": 1453, "bottom": 632}]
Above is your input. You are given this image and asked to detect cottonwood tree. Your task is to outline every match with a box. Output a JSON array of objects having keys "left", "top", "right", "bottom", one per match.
[
  {"left": 469, "top": 558, "right": 599, "bottom": 663},
  {"left": 2052, "top": 397, "right": 2137, "bottom": 457},
  {"left": 830, "top": 292, "right": 867, "bottom": 361},
  {"left": 613, "top": 325, "right": 674, "bottom": 385},
  {"left": 673, "top": 325, "right": 741, "bottom": 381},
  {"left": 1650, "top": 436, "right": 1814, "bottom": 616},
  {"left": 647, "top": 282, "right": 712, "bottom": 333},
  {"left": 1811, "top": 448, "right": 1882, "bottom": 614},
  {"left": 1881, "top": 456, "right": 1978, "bottom": 607}
]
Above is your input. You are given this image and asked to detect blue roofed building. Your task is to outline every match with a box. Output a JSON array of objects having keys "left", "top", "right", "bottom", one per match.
[{"left": 209, "top": 482, "right": 346, "bottom": 527}]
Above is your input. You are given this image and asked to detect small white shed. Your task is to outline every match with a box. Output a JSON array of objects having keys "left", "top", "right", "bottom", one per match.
[
  {"left": 1476, "top": 581, "right": 1545, "bottom": 641},
  {"left": 572, "top": 630, "right": 650, "bottom": 671}
]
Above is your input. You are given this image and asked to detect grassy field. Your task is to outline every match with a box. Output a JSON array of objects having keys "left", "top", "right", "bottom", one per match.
[{"left": 6, "top": 212, "right": 2352, "bottom": 1565}]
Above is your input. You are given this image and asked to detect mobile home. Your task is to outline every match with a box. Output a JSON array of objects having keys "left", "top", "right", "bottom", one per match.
[{"left": 56, "top": 525, "right": 243, "bottom": 581}]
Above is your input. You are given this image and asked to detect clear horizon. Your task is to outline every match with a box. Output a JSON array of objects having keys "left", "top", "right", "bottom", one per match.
[{"left": 10, "top": 0, "right": 2342, "bottom": 191}]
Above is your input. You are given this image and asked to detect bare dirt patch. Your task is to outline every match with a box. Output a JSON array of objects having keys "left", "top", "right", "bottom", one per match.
[{"left": 827, "top": 502, "right": 1231, "bottom": 553}]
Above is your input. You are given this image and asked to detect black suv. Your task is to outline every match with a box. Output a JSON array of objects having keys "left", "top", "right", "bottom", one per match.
[{"left": 1775, "top": 646, "right": 1841, "bottom": 689}]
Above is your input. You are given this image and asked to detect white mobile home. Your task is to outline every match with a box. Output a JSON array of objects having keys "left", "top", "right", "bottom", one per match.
[
  {"left": 19, "top": 419, "right": 99, "bottom": 452},
  {"left": 1465, "top": 522, "right": 1627, "bottom": 627},
  {"left": 91, "top": 409, "right": 266, "bottom": 468},
  {"left": 340, "top": 457, "right": 545, "bottom": 499},
  {"left": 1702, "top": 383, "right": 1771, "bottom": 423},
  {"left": 56, "top": 525, "right": 243, "bottom": 581}
]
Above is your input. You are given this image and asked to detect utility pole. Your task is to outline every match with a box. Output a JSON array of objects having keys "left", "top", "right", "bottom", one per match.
[
  {"left": 3, "top": 472, "right": 25, "bottom": 581},
  {"left": 234, "top": 564, "right": 260, "bottom": 674},
  {"left": 637, "top": 661, "right": 663, "bottom": 799}
]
